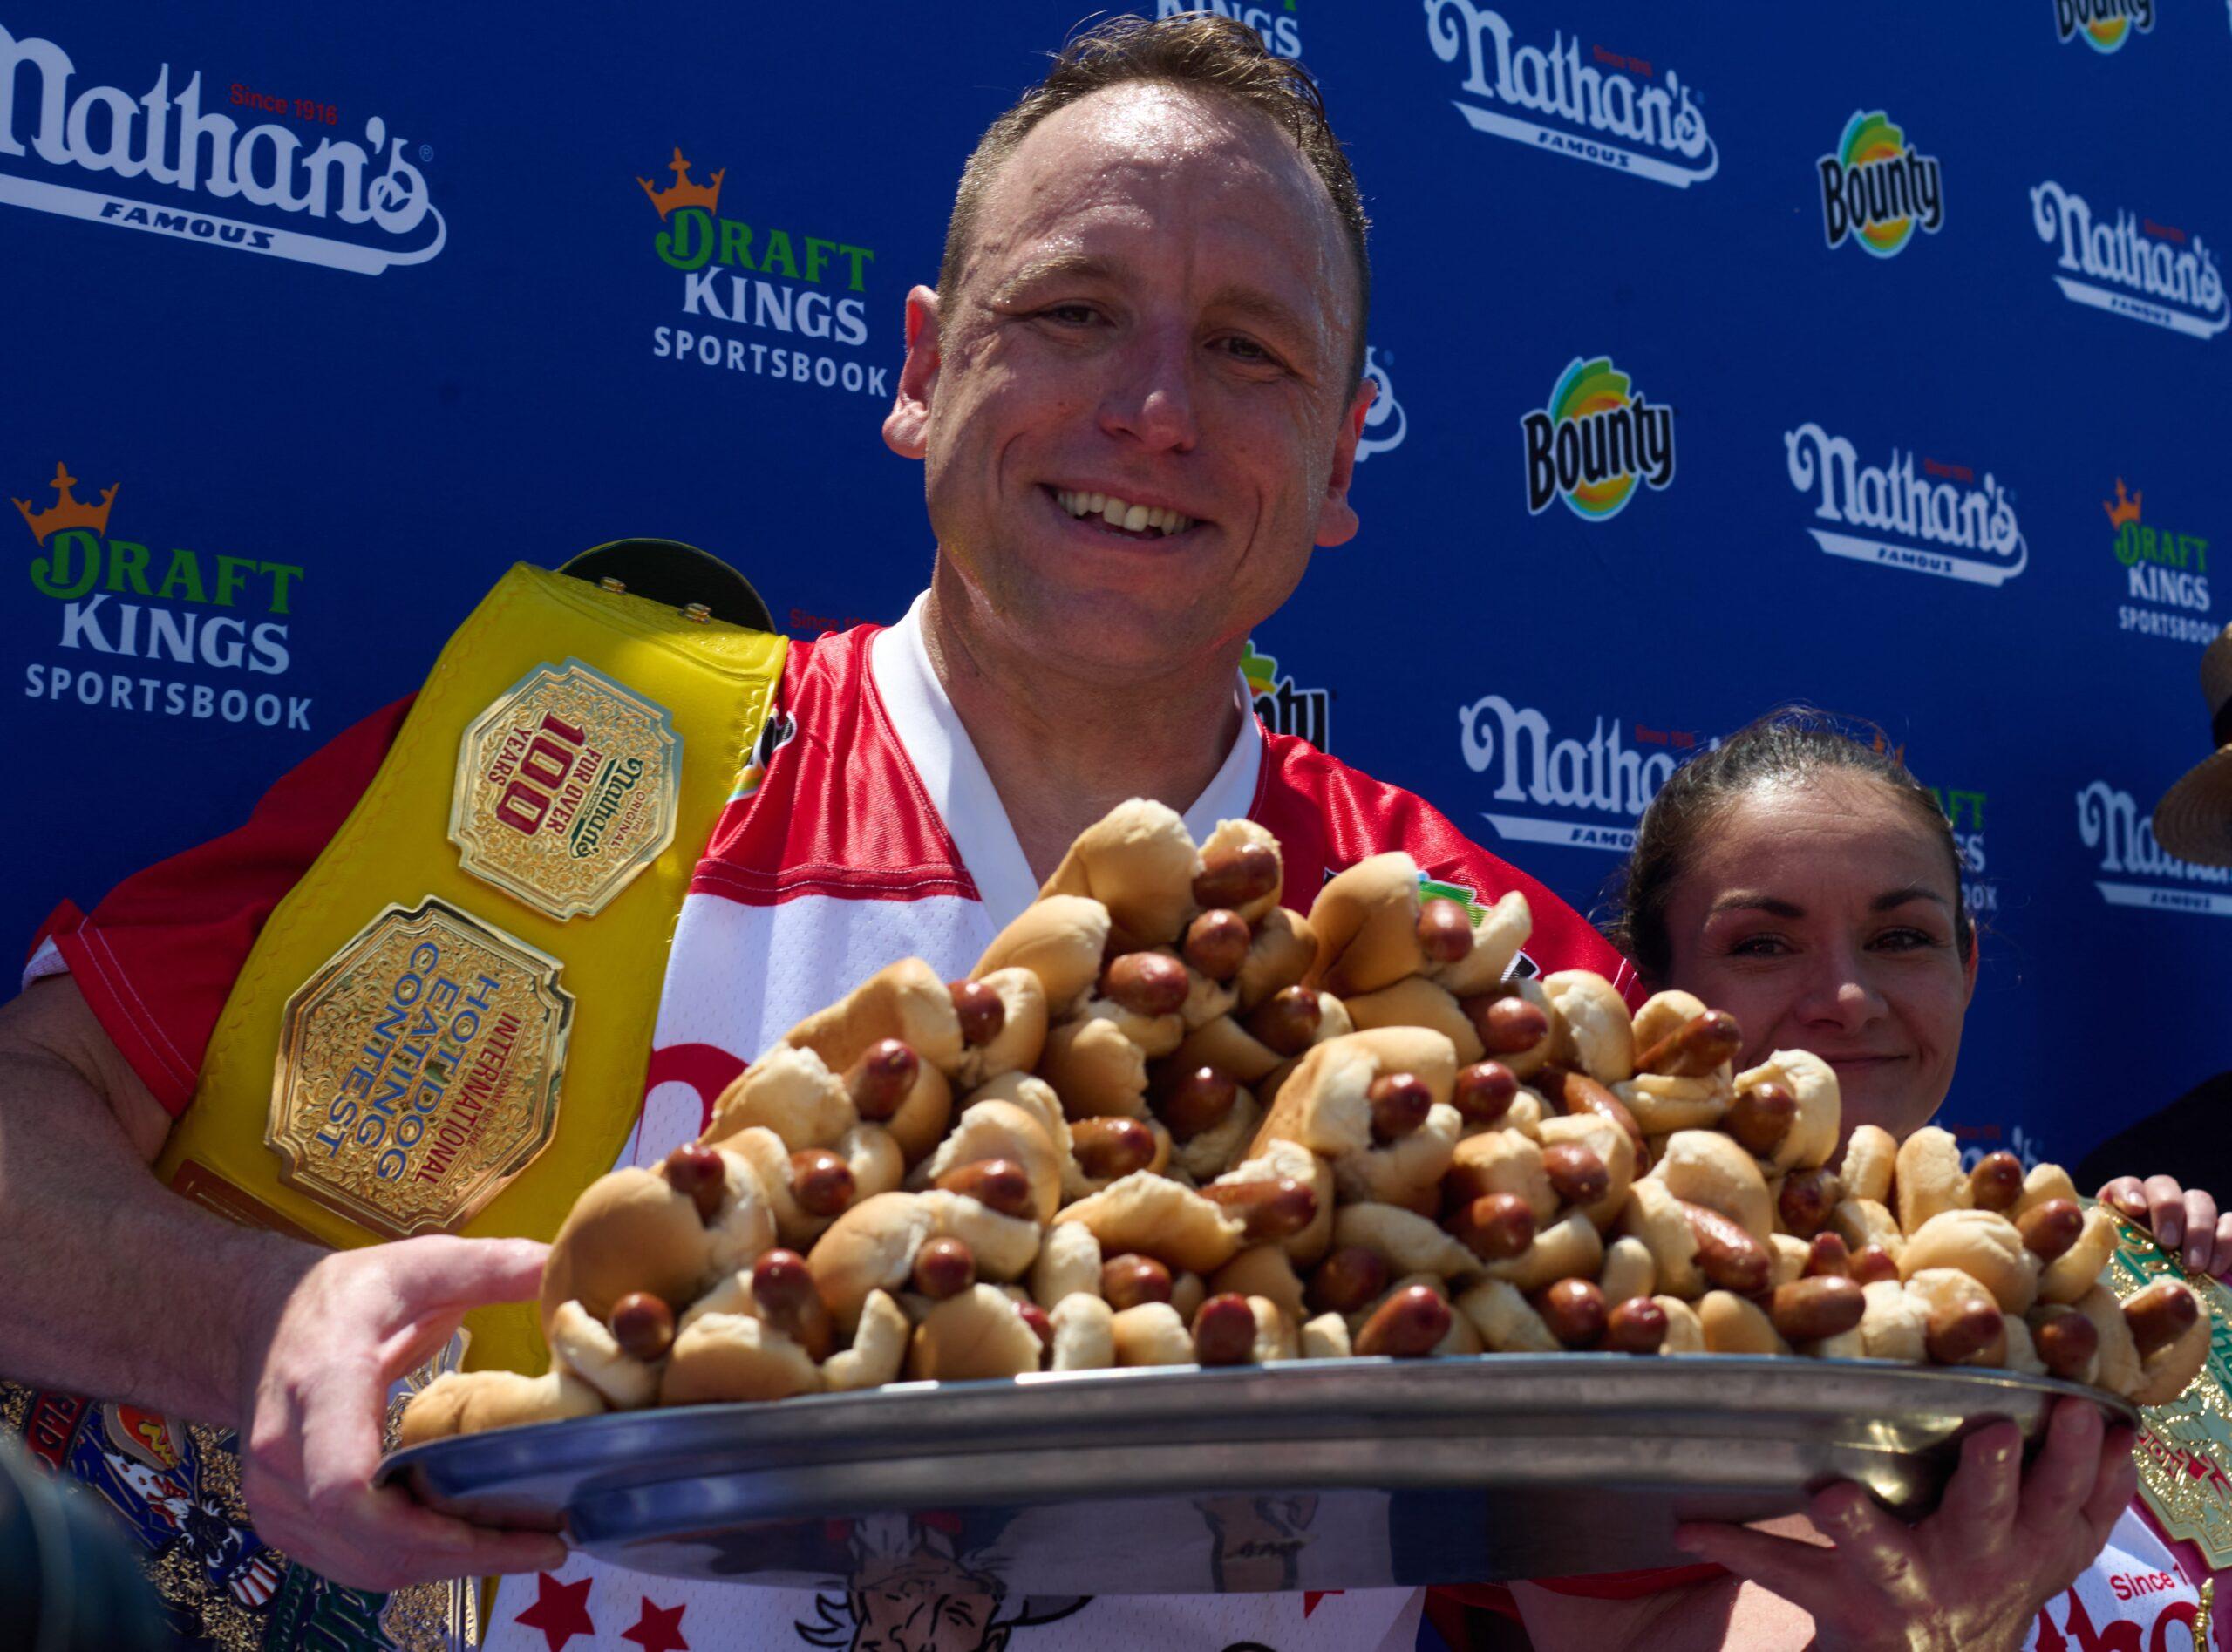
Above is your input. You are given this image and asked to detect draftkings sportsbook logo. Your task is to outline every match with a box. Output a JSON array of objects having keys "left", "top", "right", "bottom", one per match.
[
  {"left": 0, "top": 22, "right": 443, "bottom": 274},
  {"left": 640, "top": 147, "right": 888, "bottom": 399},
  {"left": 1784, "top": 424, "right": 2027, "bottom": 588},
  {"left": 1521, "top": 357, "right": 1675, "bottom": 521},
  {"left": 1425, "top": 3, "right": 1717, "bottom": 188},
  {"left": 2055, "top": 0, "right": 2154, "bottom": 51},
  {"left": 2105, "top": 479, "right": 2214, "bottom": 644},
  {"left": 1155, "top": 1, "right": 1303, "bottom": 58},
  {"left": 2030, "top": 182, "right": 2229, "bottom": 340},
  {"left": 1459, "top": 694, "right": 1697, "bottom": 852},
  {"left": 1242, "top": 642, "right": 1330, "bottom": 751},
  {"left": 2077, "top": 780, "right": 2232, "bottom": 917},
  {"left": 1818, "top": 112, "right": 1943, "bottom": 257},
  {"left": 13, "top": 459, "right": 311, "bottom": 730}
]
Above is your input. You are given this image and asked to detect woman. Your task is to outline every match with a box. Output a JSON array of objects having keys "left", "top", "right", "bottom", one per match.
[{"left": 1513, "top": 710, "right": 2225, "bottom": 1652}]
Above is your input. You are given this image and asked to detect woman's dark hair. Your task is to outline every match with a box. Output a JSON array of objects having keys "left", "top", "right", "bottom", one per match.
[{"left": 1604, "top": 705, "right": 1976, "bottom": 983}]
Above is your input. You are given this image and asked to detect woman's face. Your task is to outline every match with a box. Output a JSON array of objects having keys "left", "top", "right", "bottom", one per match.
[{"left": 1658, "top": 773, "right": 1977, "bottom": 1145}]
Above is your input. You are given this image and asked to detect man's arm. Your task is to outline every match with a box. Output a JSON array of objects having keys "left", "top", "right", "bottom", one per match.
[{"left": 0, "top": 974, "right": 565, "bottom": 1589}]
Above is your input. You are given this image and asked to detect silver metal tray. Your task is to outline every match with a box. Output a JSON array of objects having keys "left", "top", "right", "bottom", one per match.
[{"left": 378, "top": 1356, "right": 2135, "bottom": 1593}]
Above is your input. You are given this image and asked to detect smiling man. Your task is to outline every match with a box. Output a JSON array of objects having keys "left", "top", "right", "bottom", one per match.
[{"left": 0, "top": 17, "right": 1641, "bottom": 1652}]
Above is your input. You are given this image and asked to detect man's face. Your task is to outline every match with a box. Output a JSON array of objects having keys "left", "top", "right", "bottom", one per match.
[{"left": 888, "top": 83, "right": 1371, "bottom": 678}]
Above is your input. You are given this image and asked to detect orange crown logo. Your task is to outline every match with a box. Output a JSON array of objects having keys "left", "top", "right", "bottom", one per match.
[
  {"left": 2104, "top": 477, "right": 2143, "bottom": 531},
  {"left": 637, "top": 147, "right": 725, "bottom": 220},
  {"left": 13, "top": 460, "right": 118, "bottom": 546}
]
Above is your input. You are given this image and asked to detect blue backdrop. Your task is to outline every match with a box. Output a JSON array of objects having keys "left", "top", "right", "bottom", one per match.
[{"left": 6, "top": 1, "right": 2229, "bottom": 1171}]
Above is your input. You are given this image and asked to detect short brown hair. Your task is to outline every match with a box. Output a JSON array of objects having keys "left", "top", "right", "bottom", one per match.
[{"left": 938, "top": 14, "right": 1371, "bottom": 385}]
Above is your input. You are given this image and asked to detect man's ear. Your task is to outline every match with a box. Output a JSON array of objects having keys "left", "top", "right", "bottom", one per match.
[
  {"left": 1313, "top": 375, "right": 1376, "bottom": 548},
  {"left": 882, "top": 284, "right": 942, "bottom": 459}
]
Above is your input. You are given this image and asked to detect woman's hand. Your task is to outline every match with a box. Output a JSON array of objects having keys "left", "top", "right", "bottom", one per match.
[
  {"left": 1671, "top": 1398, "right": 2135, "bottom": 1652},
  {"left": 2095, "top": 1173, "right": 2232, "bottom": 1279}
]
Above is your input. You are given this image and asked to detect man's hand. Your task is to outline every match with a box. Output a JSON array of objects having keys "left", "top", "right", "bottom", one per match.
[
  {"left": 2096, "top": 1174, "right": 2232, "bottom": 1279},
  {"left": 1671, "top": 1398, "right": 2135, "bottom": 1652},
  {"left": 238, "top": 1234, "right": 568, "bottom": 1592}
]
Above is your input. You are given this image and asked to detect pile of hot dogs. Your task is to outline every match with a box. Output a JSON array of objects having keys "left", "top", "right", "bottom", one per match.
[{"left": 401, "top": 801, "right": 2208, "bottom": 1445}]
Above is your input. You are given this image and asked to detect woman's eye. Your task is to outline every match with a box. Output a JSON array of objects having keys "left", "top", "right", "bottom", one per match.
[
  {"left": 1875, "top": 928, "right": 1943, "bottom": 951},
  {"left": 1728, "top": 935, "right": 1788, "bottom": 957}
]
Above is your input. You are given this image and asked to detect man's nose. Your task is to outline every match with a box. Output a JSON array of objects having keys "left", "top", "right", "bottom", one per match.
[{"left": 1099, "top": 328, "right": 1199, "bottom": 453}]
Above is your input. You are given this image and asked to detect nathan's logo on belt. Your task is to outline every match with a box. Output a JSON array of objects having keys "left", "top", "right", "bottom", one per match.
[
  {"left": 1521, "top": 357, "right": 1675, "bottom": 522},
  {"left": 2055, "top": 0, "right": 2154, "bottom": 51},
  {"left": 1425, "top": 3, "right": 1717, "bottom": 188},
  {"left": 1818, "top": 111, "right": 1943, "bottom": 257},
  {"left": 2030, "top": 183, "right": 2229, "bottom": 340},
  {"left": 1784, "top": 424, "right": 2027, "bottom": 588},
  {"left": 269, "top": 898, "right": 572, "bottom": 1236},
  {"left": 2076, "top": 782, "right": 2232, "bottom": 918},
  {"left": 452, "top": 659, "right": 682, "bottom": 921}
]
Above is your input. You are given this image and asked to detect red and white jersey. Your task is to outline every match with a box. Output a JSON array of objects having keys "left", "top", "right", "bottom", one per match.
[{"left": 2025, "top": 1503, "right": 2218, "bottom": 1652}]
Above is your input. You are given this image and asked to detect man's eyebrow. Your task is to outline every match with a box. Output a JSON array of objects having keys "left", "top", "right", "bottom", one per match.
[
  {"left": 1202, "top": 281, "right": 1318, "bottom": 345},
  {"left": 1708, "top": 893, "right": 1805, "bottom": 919},
  {"left": 989, "top": 251, "right": 1118, "bottom": 301},
  {"left": 1870, "top": 885, "right": 1950, "bottom": 913}
]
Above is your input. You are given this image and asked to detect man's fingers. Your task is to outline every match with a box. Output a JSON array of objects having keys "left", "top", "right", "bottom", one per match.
[
  {"left": 2181, "top": 1189, "right": 2220, "bottom": 1274},
  {"left": 377, "top": 1236, "right": 551, "bottom": 1329},
  {"left": 1671, "top": 1521, "right": 1845, "bottom": 1618},
  {"left": 2144, "top": 1175, "right": 2186, "bottom": 1250},
  {"left": 1937, "top": 1422, "right": 2022, "bottom": 1534},
  {"left": 2081, "top": 1427, "right": 2140, "bottom": 1533},
  {"left": 2214, "top": 1214, "right": 2232, "bottom": 1282},
  {"left": 2020, "top": 1397, "right": 2106, "bottom": 1530},
  {"left": 1809, "top": 1481, "right": 1923, "bottom": 1602},
  {"left": 274, "top": 1483, "right": 567, "bottom": 1591},
  {"left": 2097, "top": 1177, "right": 2148, "bottom": 1221}
]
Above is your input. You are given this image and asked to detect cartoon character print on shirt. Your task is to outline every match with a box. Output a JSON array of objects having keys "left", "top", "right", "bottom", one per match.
[{"left": 792, "top": 1513, "right": 1091, "bottom": 1650}]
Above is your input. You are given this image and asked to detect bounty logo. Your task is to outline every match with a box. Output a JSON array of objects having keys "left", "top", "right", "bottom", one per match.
[
  {"left": 640, "top": 147, "right": 888, "bottom": 399},
  {"left": 2030, "top": 182, "right": 2229, "bottom": 339},
  {"left": 1355, "top": 346, "right": 1406, "bottom": 462},
  {"left": 1818, "top": 112, "right": 1943, "bottom": 257},
  {"left": 2077, "top": 780, "right": 2232, "bottom": 916},
  {"left": 0, "top": 23, "right": 442, "bottom": 274},
  {"left": 14, "top": 460, "right": 311, "bottom": 730},
  {"left": 2106, "top": 479, "right": 2215, "bottom": 644},
  {"left": 1784, "top": 424, "right": 2027, "bottom": 587},
  {"left": 2055, "top": 0, "right": 2154, "bottom": 51},
  {"left": 1521, "top": 357, "right": 1675, "bottom": 521},
  {"left": 1242, "top": 641, "right": 1330, "bottom": 751},
  {"left": 1458, "top": 694, "right": 1690, "bottom": 852},
  {"left": 1156, "top": 1, "right": 1303, "bottom": 58},
  {"left": 1426, "top": 3, "right": 1718, "bottom": 188}
]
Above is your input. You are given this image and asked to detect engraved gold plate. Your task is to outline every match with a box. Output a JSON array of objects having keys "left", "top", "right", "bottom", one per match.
[
  {"left": 2106, "top": 1207, "right": 2232, "bottom": 1569},
  {"left": 268, "top": 897, "right": 572, "bottom": 1238},
  {"left": 450, "top": 658, "right": 681, "bottom": 921}
]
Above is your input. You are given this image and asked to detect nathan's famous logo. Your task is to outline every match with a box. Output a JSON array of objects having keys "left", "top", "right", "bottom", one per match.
[
  {"left": 1156, "top": 0, "right": 1303, "bottom": 58},
  {"left": 1242, "top": 641, "right": 1330, "bottom": 751},
  {"left": 1459, "top": 694, "right": 1698, "bottom": 852},
  {"left": 2106, "top": 478, "right": 2215, "bottom": 644},
  {"left": 2056, "top": 0, "right": 2154, "bottom": 51},
  {"left": 639, "top": 147, "right": 888, "bottom": 399},
  {"left": 0, "top": 23, "right": 441, "bottom": 274},
  {"left": 1425, "top": 3, "right": 1717, "bottom": 188},
  {"left": 1818, "top": 112, "right": 1943, "bottom": 257},
  {"left": 2031, "top": 182, "right": 2229, "bottom": 340},
  {"left": 14, "top": 460, "right": 310, "bottom": 729},
  {"left": 2078, "top": 780, "right": 2232, "bottom": 917},
  {"left": 1354, "top": 345, "right": 1406, "bottom": 463},
  {"left": 1784, "top": 425, "right": 2026, "bottom": 588},
  {"left": 1521, "top": 357, "right": 1675, "bottom": 521}
]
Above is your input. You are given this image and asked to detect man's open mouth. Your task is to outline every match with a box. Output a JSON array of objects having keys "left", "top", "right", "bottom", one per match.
[{"left": 1050, "top": 486, "right": 1196, "bottom": 539}]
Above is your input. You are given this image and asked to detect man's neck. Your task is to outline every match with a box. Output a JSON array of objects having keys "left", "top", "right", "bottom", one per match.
[{"left": 920, "top": 569, "right": 1245, "bottom": 885}]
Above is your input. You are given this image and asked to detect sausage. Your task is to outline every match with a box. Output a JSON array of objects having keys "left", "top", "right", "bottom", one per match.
[
  {"left": 751, "top": 1248, "right": 834, "bottom": 1361},
  {"left": 1725, "top": 1083, "right": 1796, "bottom": 1159},
  {"left": 1306, "top": 1247, "right": 1390, "bottom": 1315},
  {"left": 1804, "top": 1232, "right": 1852, "bottom": 1279},
  {"left": 1768, "top": 1276, "right": 1865, "bottom": 1342},
  {"left": 1450, "top": 1061, "right": 1519, "bottom": 1126},
  {"left": 1462, "top": 993, "right": 1549, "bottom": 1057},
  {"left": 1017, "top": 1302, "right": 1054, "bottom": 1353},
  {"left": 1103, "top": 1253, "right": 1175, "bottom": 1310},
  {"left": 663, "top": 1142, "right": 727, "bottom": 1221},
  {"left": 1541, "top": 1140, "right": 1609, "bottom": 1208},
  {"left": 1923, "top": 1292, "right": 2004, "bottom": 1367},
  {"left": 1778, "top": 1168, "right": 1841, "bottom": 1240},
  {"left": 1368, "top": 1071, "right": 1434, "bottom": 1142},
  {"left": 2031, "top": 1305, "right": 2099, "bottom": 1380},
  {"left": 1246, "top": 986, "right": 1323, "bottom": 1057},
  {"left": 2016, "top": 1199, "right": 2084, "bottom": 1263},
  {"left": 1416, "top": 898, "right": 1474, "bottom": 965},
  {"left": 1203, "top": 1177, "right": 1318, "bottom": 1241},
  {"left": 1848, "top": 1245, "right": 1901, "bottom": 1287},
  {"left": 1448, "top": 1192, "right": 1536, "bottom": 1261},
  {"left": 609, "top": 1291, "right": 676, "bottom": 1362},
  {"left": 1355, "top": 1284, "right": 1452, "bottom": 1358},
  {"left": 1182, "top": 910, "right": 1251, "bottom": 982},
  {"left": 948, "top": 980, "right": 1006, "bottom": 1046},
  {"left": 911, "top": 1237, "right": 976, "bottom": 1300},
  {"left": 1680, "top": 1199, "right": 1771, "bottom": 1295},
  {"left": 1967, "top": 1152, "right": 2024, "bottom": 1214},
  {"left": 789, "top": 1149, "right": 856, "bottom": 1218},
  {"left": 1601, "top": 1296, "right": 1669, "bottom": 1354},
  {"left": 1192, "top": 1293, "right": 1259, "bottom": 1365},
  {"left": 1153, "top": 1065, "right": 1239, "bottom": 1140},
  {"left": 1070, "top": 1116, "right": 1159, "bottom": 1181},
  {"left": 1540, "top": 1065, "right": 1647, "bottom": 1161},
  {"left": 931, "top": 1158, "right": 1036, "bottom": 1220},
  {"left": 2125, "top": 1281, "right": 2200, "bottom": 1359},
  {"left": 1534, "top": 1278, "right": 1608, "bottom": 1349},
  {"left": 1194, "top": 841, "right": 1280, "bottom": 910},
  {"left": 844, "top": 1038, "right": 920, "bottom": 1122},
  {"left": 1100, "top": 952, "right": 1191, "bottom": 1017},
  {"left": 1634, "top": 1010, "right": 1743, "bottom": 1078}
]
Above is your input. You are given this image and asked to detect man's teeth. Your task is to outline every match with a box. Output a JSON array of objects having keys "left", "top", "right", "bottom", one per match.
[{"left": 1053, "top": 489, "right": 1194, "bottom": 536}]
